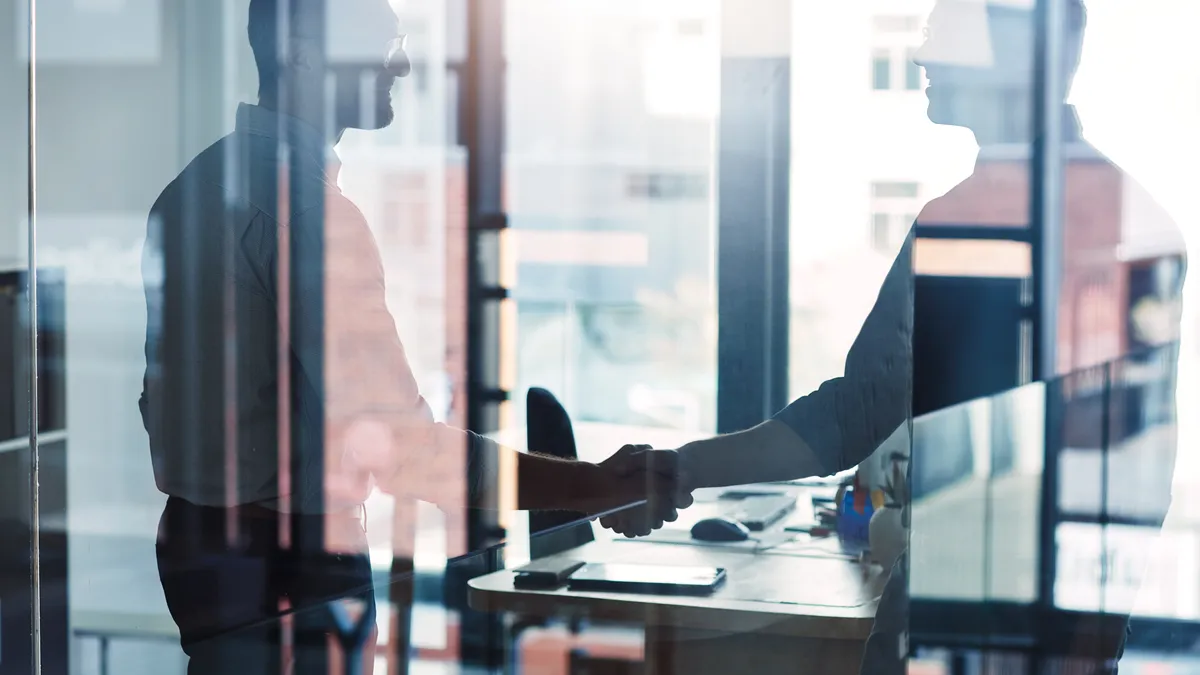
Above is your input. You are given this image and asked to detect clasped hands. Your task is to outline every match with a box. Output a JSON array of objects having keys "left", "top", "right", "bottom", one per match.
[{"left": 593, "top": 444, "right": 694, "bottom": 538}]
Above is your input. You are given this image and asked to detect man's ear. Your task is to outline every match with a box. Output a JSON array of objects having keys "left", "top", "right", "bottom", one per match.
[{"left": 288, "top": 41, "right": 320, "bottom": 72}]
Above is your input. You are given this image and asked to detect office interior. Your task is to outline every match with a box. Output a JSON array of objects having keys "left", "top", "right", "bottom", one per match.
[{"left": 2, "top": 0, "right": 1199, "bottom": 673}]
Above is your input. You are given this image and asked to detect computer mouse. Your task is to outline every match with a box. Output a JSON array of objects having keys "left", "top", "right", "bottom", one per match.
[{"left": 690, "top": 517, "right": 751, "bottom": 542}]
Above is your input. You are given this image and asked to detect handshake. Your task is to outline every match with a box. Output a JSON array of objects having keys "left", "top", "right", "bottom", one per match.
[{"left": 590, "top": 444, "right": 694, "bottom": 538}]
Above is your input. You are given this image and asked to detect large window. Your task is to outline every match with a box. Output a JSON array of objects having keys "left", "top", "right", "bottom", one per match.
[
  {"left": 7, "top": 0, "right": 1200, "bottom": 673},
  {"left": 502, "top": 0, "right": 720, "bottom": 454}
]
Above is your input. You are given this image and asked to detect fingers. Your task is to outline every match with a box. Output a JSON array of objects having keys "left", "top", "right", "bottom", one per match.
[
  {"left": 594, "top": 445, "right": 694, "bottom": 538},
  {"left": 597, "top": 481, "right": 687, "bottom": 539},
  {"left": 601, "top": 444, "right": 656, "bottom": 477}
]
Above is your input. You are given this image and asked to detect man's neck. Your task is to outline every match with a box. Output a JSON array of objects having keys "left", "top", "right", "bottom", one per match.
[
  {"left": 256, "top": 96, "right": 346, "bottom": 145},
  {"left": 966, "top": 102, "right": 1080, "bottom": 149}
]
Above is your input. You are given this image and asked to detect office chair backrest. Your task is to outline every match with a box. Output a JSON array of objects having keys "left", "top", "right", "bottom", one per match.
[
  {"left": 527, "top": 387, "right": 578, "bottom": 461},
  {"left": 526, "top": 388, "right": 595, "bottom": 559}
]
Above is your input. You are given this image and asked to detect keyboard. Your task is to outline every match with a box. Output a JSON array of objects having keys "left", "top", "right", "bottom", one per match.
[{"left": 725, "top": 495, "right": 796, "bottom": 531}]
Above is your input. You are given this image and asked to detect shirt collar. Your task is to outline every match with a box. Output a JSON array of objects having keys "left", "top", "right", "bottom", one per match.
[
  {"left": 972, "top": 104, "right": 1087, "bottom": 168},
  {"left": 235, "top": 103, "right": 342, "bottom": 183}
]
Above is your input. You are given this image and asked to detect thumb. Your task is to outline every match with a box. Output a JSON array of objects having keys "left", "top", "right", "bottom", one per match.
[{"left": 605, "top": 444, "right": 653, "bottom": 475}]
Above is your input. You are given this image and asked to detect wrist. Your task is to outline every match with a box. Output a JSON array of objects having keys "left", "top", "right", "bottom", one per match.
[
  {"left": 674, "top": 443, "right": 699, "bottom": 491},
  {"left": 570, "top": 461, "right": 616, "bottom": 512}
]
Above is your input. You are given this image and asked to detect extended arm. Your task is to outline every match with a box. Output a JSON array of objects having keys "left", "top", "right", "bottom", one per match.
[
  {"left": 286, "top": 202, "right": 638, "bottom": 513},
  {"left": 678, "top": 234, "right": 914, "bottom": 487}
]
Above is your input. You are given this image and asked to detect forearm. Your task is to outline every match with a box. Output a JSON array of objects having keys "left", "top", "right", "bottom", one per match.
[
  {"left": 676, "top": 420, "right": 833, "bottom": 489},
  {"left": 381, "top": 426, "right": 611, "bottom": 513},
  {"left": 514, "top": 449, "right": 611, "bottom": 512}
]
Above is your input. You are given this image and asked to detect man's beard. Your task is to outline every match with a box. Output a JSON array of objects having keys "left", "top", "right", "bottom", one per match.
[{"left": 331, "top": 66, "right": 397, "bottom": 130}]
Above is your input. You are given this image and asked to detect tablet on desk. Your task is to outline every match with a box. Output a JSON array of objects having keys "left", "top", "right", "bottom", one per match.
[{"left": 566, "top": 563, "right": 726, "bottom": 596}]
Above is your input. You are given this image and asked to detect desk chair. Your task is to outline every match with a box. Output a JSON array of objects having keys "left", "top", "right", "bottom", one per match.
[
  {"left": 526, "top": 387, "right": 594, "bottom": 559},
  {"left": 513, "top": 389, "right": 642, "bottom": 674}
]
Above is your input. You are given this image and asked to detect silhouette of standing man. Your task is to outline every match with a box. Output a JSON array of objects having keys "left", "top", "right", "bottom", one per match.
[
  {"left": 141, "top": 1, "right": 689, "bottom": 672},
  {"left": 612, "top": 2, "right": 1184, "bottom": 673}
]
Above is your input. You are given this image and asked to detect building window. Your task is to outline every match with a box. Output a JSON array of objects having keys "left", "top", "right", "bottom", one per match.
[
  {"left": 872, "top": 52, "right": 892, "bottom": 90},
  {"left": 870, "top": 15, "right": 923, "bottom": 93},
  {"left": 870, "top": 182, "right": 922, "bottom": 251},
  {"left": 872, "top": 181, "right": 920, "bottom": 199},
  {"left": 871, "top": 213, "right": 891, "bottom": 250},
  {"left": 905, "top": 50, "right": 922, "bottom": 90}
]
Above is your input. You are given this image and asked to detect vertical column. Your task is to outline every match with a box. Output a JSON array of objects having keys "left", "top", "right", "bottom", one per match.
[
  {"left": 458, "top": 0, "right": 507, "bottom": 667},
  {"left": 1032, "top": 0, "right": 1068, "bottom": 664},
  {"left": 716, "top": 0, "right": 792, "bottom": 433},
  {"left": 463, "top": 0, "right": 506, "bottom": 532}
]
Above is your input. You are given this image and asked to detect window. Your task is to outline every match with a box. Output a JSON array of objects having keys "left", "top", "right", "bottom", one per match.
[
  {"left": 872, "top": 52, "right": 892, "bottom": 90},
  {"left": 872, "top": 213, "right": 891, "bottom": 251},
  {"left": 869, "top": 183, "right": 922, "bottom": 251},
  {"left": 873, "top": 15, "right": 921, "bottom": 33},
  {"left": 872, "top": 181, "right": 920, "bottom": 199},
  {"left": 871, "top": 14, "right": 922, "bottom": 93},
  {"left": 906, "top": 50, "right": 922, "bottom": 91}
]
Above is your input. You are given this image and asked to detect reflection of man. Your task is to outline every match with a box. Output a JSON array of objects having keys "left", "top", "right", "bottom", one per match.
[
  {"left": 610, "top": 0, "right": 1184, "bottom": 672},
  {"left": 140, "top": 0, "right": 688, "bottom": 670}
]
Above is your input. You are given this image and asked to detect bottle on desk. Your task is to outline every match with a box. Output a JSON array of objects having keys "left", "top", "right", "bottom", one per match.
[{"left": 867, "top": 454, "right": 909, "bottom": 569}]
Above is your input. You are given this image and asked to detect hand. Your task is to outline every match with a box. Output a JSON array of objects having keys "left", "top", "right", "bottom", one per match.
[{"left": 596, "top": 445, "right": 694, "bottom": 538}]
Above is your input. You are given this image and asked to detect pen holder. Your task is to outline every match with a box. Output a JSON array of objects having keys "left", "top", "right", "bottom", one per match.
[{"left": 836, "top": 488, "right": 873, "bottom": 544}]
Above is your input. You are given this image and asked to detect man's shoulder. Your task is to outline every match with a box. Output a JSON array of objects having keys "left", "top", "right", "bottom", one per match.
[
  {"left": 1109, "top": 163, "right": 1187, "bottom": 262},
  {"left": 149, "top": 134, "right": 251, "bottom": 221},
  {"left": 150, "top": 131, "right": 340, "bottom": 228}
]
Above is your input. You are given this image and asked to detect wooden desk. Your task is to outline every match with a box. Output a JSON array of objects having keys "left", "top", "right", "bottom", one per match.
[{"left": 469, "top": 537, "right": 888, "bottom": 675}]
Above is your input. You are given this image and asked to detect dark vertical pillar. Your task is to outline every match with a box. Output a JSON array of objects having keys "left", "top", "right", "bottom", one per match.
[
  {"left": 716, "top": 57, "right": 791, "bottom": 434},
  {"left": 458, "top": 0, "right": 507, "bottom": 667},
  {"left": 1031, "top": 2, "right": 1067, "bottom": 666}
]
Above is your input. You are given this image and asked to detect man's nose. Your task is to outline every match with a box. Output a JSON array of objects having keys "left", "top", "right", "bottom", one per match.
[
  {"left": 911, "top": 41, "right": 929, "bottom": 69},
  {"left": 385, "top": 36, "right": 411, "bottom": 77}
]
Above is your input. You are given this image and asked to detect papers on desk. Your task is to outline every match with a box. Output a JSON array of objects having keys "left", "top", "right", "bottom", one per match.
[
  {"left": 615, "top": 528, "right": 865, "bottom": 563},
  {"left": 621, "top": 528, "right": 796, "bottom": 552}
]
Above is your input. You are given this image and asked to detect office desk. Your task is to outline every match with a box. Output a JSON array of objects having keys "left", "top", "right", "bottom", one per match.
[{"left": 469, "top": 534, "right": 888, "bottom": 675}]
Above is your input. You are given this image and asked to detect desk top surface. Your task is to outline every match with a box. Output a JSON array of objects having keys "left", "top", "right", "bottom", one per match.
[{"left": 469, "top": 513, "right": 888, "bottom": 640}]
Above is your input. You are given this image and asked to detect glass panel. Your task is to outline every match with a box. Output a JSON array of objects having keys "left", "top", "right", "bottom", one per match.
[
  {"left": 1, "top": 1, "right": 36, "bottom": 672},
  {"left": 21, "top": 0, "right": 1200, "bottom": 672},
  {"left": 503, "top": 0, "right": 720, "bottom": 450},
  {"left": 909, "top": 380, "right": 1044, "bottom": 605}
]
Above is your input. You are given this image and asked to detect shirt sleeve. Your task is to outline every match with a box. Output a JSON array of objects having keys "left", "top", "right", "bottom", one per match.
[
  {"left": 771, "top": 232, "right": 914, "bottom": 475},
  {"left": 287, "top": 199, "right": 482, "bottom": 508}
]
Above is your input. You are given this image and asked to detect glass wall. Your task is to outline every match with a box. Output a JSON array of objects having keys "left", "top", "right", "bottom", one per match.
[
  {"left": 2, "top": 2, "right": 37, "bottom": 673},
  {"left": 502, "top": 0, "right": 720, "bottom": 448},
  {"left": 4, "top": 0, "right": 1199, "bottom": 674}
]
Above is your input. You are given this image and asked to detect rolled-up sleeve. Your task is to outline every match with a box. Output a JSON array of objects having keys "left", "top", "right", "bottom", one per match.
[{"left": 772, "top": 233, "right": 913, "bottom": 475}]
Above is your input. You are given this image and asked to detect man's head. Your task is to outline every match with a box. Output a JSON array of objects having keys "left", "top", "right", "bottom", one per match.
[
  {"left": 248, "top": 0, "right": 411, "bottom": 131},
  {"left": 912, "top": 0, "right": 1087, "bottom": 141}
]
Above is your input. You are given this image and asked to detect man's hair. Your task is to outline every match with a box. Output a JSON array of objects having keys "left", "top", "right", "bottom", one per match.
[
  {"left": 247, "top": 0, "right": 323, "bottom": 96},
  {"left": 1066, "top": 0, "right": 1088, "bottom": 79},
  {"left": 1070, "top": 0, "right": 1088, "bottom": 31}
]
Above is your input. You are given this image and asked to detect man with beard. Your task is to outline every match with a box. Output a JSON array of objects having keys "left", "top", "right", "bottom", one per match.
[
  {"left": 610, "top": 1, "right": 1184, "bottom": 672},
  {"left": 141, "top": 1, "right": 689, "bottom": 671}
]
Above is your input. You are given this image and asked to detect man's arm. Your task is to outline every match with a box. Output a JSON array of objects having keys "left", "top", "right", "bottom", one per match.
[
  {"left": 677, "top": 234, "right": 914, "bottom": 488},
  {"left": 286, "top": 202, "right": 671, "bottom": 514}
]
